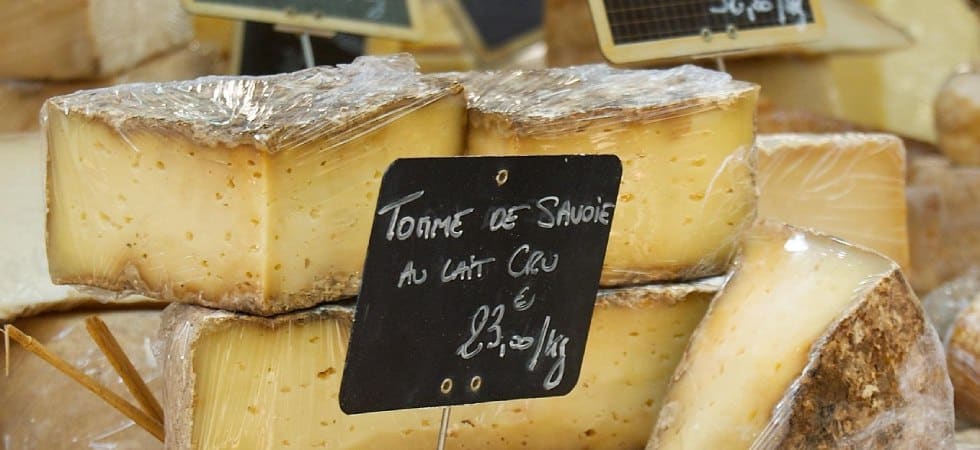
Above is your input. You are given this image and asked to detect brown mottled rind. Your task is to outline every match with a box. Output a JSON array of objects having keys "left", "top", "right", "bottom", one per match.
[
  {"left": 160, "top": 302, "right": 354, "bottom": 450},
  {"left": 45, "top": 54, "right": 461, "bottom": 152},
  {"left": 759, "top": 270, "right": 954, "bottom": 449},
  {"left": 947, "top": 297, "right": 980, "bottom": 424},
  {"left": 464, "top": 64, "right": 756, "bottom": 137}
]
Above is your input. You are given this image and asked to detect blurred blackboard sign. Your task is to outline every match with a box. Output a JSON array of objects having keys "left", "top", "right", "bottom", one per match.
[
  {"left": 231, "top": 21, "right": 364, "bottom": 75},
  {"left": 447, "top": 0, "right": 543, "bottom": 63},
  {"left": 183, "top": 0, "right": 422, "bottom": 40},
  {"left": 588, "top": 0, "right": 826, "bottom": 63}
]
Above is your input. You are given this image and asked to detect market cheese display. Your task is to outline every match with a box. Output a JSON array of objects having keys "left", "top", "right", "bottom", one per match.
[
  {"left": 464, "top": 65, "right": 758, "bottom": 285},
  {"left": 935, "top": 67, "right": 980, "bottom": 166},
  {"left": 648, "top": 222, "right": 954, "bottom": 449},
  {"left": 756, "top": 133, "right": 909, "bottom": 269},
  {"left": 161, "top": 282, "right": 718, "bottom": 449},
  {"left": 0, "top": 0, "right": 192, "bottom": 80},
  {"left": 1, "top": 45, "right": 220, "bottom": 133},
  {"left": 44, "top": 55, "right": 467, "bottom": 316},
  {"left": 0, "top": 310, "right": 163, "bottom": 449}
]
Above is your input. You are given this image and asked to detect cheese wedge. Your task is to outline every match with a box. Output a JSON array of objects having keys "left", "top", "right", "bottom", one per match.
[
  {"left": 948, "top": 294, "right": 980, "bottom": 425},
  {"left": 465, "top": 65, "right": 758, "bottom": 285},
  {"left": 45, "top": 55, "right": 467, "bottom": 316},
  {"left": 907, "top": 158, "right": 980, "bottom": 293},
  {"left": 1, "top": 44, "right": 220, "bottom": 133},
  {"left": 0, "top": 310, "right": 163, "bottom": 449},
  {"left": 0, "top": 0, "right": 192, "bottom": 80},
  {"left": 648, "top": 222, "right": 954, "bottom": 449},
  {"left": 756, "top": 133, "right": 909, "bottom": 269},
  {"left": 936, "top": 68, "right": 980, "bottom": 166},
  {"left": 161, "top": 281, "right": 719, "bottom": 450}
]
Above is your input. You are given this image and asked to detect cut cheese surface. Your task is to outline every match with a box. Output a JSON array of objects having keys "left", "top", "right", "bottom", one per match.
[
  {"left": 649, "top": 221, "right": 954, "bottom": 449},
  {"left": 756, "top": 133, "right": 909, "bottom": 269},
  {"left": 936, "top": 68, "right": 980, "bottom": 166},
  {"left": 464, "top": 65, "right": 758, "bottom": 285},
  {"left": 0, "top": 0, "right": 192, "bottom": 80},
  {"left": 45, "top": 55, "right": 467, "bottom": 316},
  {"left": 0, "top": 44, "right": 220, "bottom": 133},
  {"left": 161, "top": 281, "right": 719, "bottom": 450},
  {"left": 0, "top": 310, "right": 163, "bottom": 449}
]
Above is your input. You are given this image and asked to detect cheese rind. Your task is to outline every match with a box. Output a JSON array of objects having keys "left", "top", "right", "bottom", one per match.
[
  {"left": 756, "top": 133, "right": 909, "bottom": 269},
  {"left": 161, "top": 281, "right": 719, "bottom": 449},
  {"left": 465, "top": 65, "right": 758, "bottom": 285},
  {"left": 949, "top": 298, "right": 980, "bottom": 425},
  {"left": 935, "top": 69, "right": 980, "bottom": 166},
  {"left": 45, "top": 55, "right": 467, "bottom": 316},
  {"left": 0, "top": 0, "right": 192, "bottom": 80},
  {"left": 648, "top": 222, "right": 954, "bottom": 449},
  {"left": 0, "top": 310, "right": 163, "bottom": 448}
]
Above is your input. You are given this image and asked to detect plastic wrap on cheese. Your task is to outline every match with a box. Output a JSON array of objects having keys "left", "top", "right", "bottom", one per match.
[
  {"left": 462, "top": 64, "right": 759, "bottom": 286},
  {"left": 923, "top": 268, "right": 980, "bottom": 343},
  {"left": 43, "top": 54, "right": 468, "bottom": 316},
  {"left": 0, "top": 310, "right": 163, "bottom": 449},
  {"left": 648, "top": 221, "right": 955, "bottom": 449},
  {"left": 933, "top": 269, "right": 980, "bottom": 424},
  {"left": 159, "top": 280, "right": 721, "bottom": 450},
  {"left": 936, "top": 66, "right": 980, "bottom": 166},
  {"left": 0, "top": 0, "right": 192, "bottom": 80}
]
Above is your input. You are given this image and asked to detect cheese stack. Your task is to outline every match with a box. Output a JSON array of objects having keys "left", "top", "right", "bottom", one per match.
[
  {"left": 755, "top": 133, "right": 910, "bottom": 269},
  {"left": 161, "top": 282, "right": 718, "bottom": 449},
  {"left": 464, "top": 64, "right": 759, "bottom": 285},
  {"left": 44, "top": 54, "right": 467, "bottom": 316},
  {"left": 649, "top": 221, "right": 954, "bottom": 449},
  {"left": 0, "top": 310, "right": 164, "bottom": 449}
]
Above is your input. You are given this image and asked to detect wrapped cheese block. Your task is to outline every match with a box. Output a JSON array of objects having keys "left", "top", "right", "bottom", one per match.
[
  {"left": 465, "top": 65, "right": 758, "bottom": 285},
  {"left": 757, "top": 133, "right": 909, "bottom": 269},
  {"left": 1, "top": 44, "right": 221, "bottom": 133},
  {"left": 648, "top": 221, "right": 954, "bottom": 449},
  {"left": 0, "top": 310, "right": 163, "bottom": 449},
  {"left": 949, "top": 296, "right": 980, "bottom": 425},
  {"left": 161, "top": 281, "right": 719, "bottom": 449},
  {"left": 936, "top": 68, "right": 980, "bottom": 166},
  {"left": 45, "top": 55, "right": 467, "bottom": 316},
  {"left": 0, "top": 0, "right": 192, "bottom": 80}
]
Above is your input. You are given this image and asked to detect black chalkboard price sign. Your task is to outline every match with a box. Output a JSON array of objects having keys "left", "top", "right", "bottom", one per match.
[
  {"left": 587, "top": 0, "right": 826, "bottom": 63},
  {"left": 340, "top": 156, "right": 622, "bottom": 414},
  {"left": 182, "top": 0, "right": 422, "bottom": 40}
]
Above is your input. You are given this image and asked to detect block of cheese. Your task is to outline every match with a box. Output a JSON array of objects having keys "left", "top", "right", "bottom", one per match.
[
  {"left": 907, "top": 159, "right": 980, "bottom": 292},
  {"left": 922, "top": 268, "right": 980, "bottom": 343},
  {"left": 465, "top": 65, "right": 758, "bottom": 285},
  {"left": 756, "top": 133, "right": 909, "bottom": 269},
  {"left": 948, "top": 292, "right": 980, "bottom": 424},
  {"left": 0, "top": 310, "right": 163, "bottom": 449},
  {"left": 161, "top": 280, "right": 720, "bottom": 449},
  {"left": 648, "top": 222, "right": 954, "bottom": 449},
  {"left": 1, "top": 44, "right": 220, "bottom": 134},
  {"left": 936, "top": 68, "right": 980, "bottom": 166},
  {"left": 0, "top": 0, "right": 192, "bottom": 80},
  {"left": 45, "top": 55, "right": 467, "bottom": 316},
  {"left": 364, "top": 0, "right": 475, "bottom": 73}
]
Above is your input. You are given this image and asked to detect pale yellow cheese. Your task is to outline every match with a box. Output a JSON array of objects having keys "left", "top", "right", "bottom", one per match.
[
  {"left": 161, "top": 281, "right": 718, "bottom": 450},
  {"left": 649, "top": 222, "right": 954, "bottom": 449},
  {"left": 44, "top": 55, "right": 467, "bottom": 316},
  {"left": 0, "top": 310, "right": 163, "bottom": 449},
  {"left": 756, "top": 133, "right": 909, "bottom": 269},
  {"left": 0, "top": 45, "right": 220, "bottom": 133},
  {"left": 465, "top": 65, "right": 758, "bottom": 285},
  {"left": 0, "top": 0, "right": 192, "bottom": 80}
]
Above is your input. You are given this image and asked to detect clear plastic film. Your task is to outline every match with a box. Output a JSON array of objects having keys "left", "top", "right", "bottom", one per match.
[
  {"left": 0, "top": 44, "right": 221, "bottom": 133},
  {"left": 0, "top": 0, "right": 192, "bottom": 80},
  {"left": 906, "top": 157, "right": 980, "bottom": 293},
  {"left": 0, "top": 309, "right": 164, "bottom": 449},
  {"left": 935, "top": 65, "right": 980, "bottom": 166},
  {"left": 648, "top": 221, "right": 954, "bottom": 449},
  {"left": 462, "top": 64, "right": 759, "bottom": 285},
  {"left": 755, "top": 133, "right": 910, "bottom": 270},
  {"left": 935, "top": 269, "right": 980, "bottom": 424},
  {"left": 159, "top": 279, "right": 723, "bottom": 450},
  {"left": 42, "top": 54, "right": 468, "bottom": 316}
]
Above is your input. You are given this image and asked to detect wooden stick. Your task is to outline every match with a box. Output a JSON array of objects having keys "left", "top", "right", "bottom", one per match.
[
  {"left": 85, "top": 316, "right": 165, "bottom": 424},
  {"left": 3, "top": 324, "right": 165, "bottom": 442}
]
